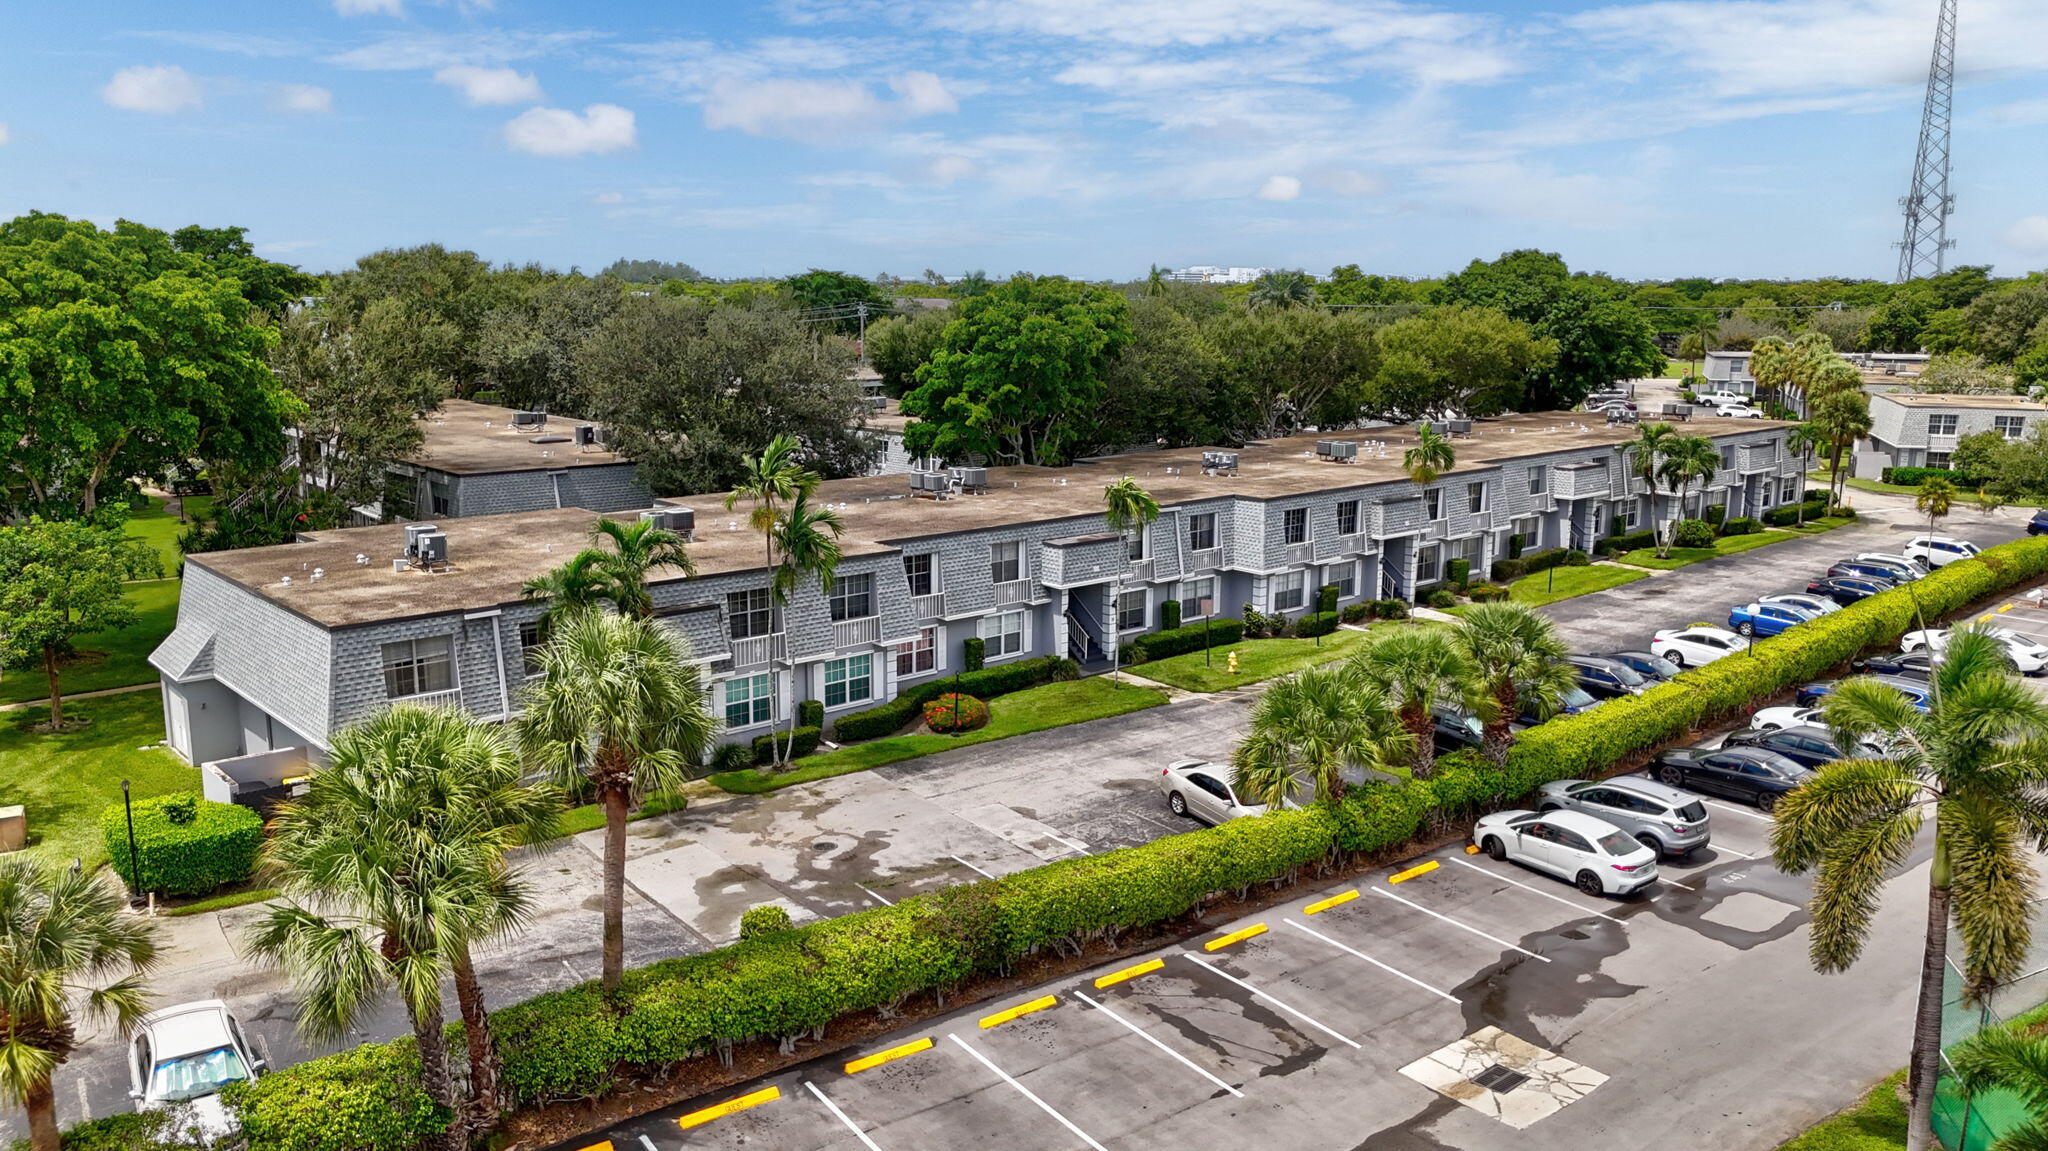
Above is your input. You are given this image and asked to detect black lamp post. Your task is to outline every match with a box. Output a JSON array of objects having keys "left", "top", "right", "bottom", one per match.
[
  {"left": 120, "top": 779, "right": 142, "bottom": 908},
  {"left": 1201, "top": 597, "right": 1215, "bottom": 666}
]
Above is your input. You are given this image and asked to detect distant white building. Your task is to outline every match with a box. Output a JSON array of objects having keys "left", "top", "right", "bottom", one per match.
[
  {"left": 1162, "top": 265, "right": 1277, "bottom": 285},
  {"left": 1855, "top": 392, "right": 2048, "bottom": 478}
]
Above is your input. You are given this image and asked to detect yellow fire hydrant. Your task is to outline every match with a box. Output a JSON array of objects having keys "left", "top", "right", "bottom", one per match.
[{"left": 1227, "top": 651, "right": 1239, "bottom": 676}]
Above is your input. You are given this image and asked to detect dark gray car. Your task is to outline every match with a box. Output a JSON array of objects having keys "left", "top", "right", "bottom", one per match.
[{"left": 1535, "top": 776, "right": 1712, "bottom": 856}]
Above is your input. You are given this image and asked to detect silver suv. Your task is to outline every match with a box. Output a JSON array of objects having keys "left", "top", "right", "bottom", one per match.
[{"left": 1535, "top": 776, "right": 1711, "bottom": 857}]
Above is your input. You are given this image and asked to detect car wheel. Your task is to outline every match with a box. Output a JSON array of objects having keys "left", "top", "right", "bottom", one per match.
[
  {"left": 1665, "top": 650, "right": 1688, "bottom": 668},
  {"left": 1737, "top": 622, "right": 1755, "bottom": 637},
  {"left": 1168, "top": 792, "right": 1188, "bottom": 817},
  {"left": 1483, "top": 835, "right": 1506, "bottom": 861},
  {"left": 1756, "top": 790, "right": 1781, "bottom": 814},
  {"left": 1635, "top": 833, "right": 1662, "bottom": 856},
  {"left": 1658, "top": 764, "right": 1686, "bottom": 787},
  {"left": 1575, "top": 871, "right": 1604, "bottom": 897}
]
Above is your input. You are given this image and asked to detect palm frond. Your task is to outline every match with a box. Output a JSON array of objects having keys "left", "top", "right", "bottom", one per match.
[{"left": 1943, "top": 794, "right": 2041, "bottom": 1000}]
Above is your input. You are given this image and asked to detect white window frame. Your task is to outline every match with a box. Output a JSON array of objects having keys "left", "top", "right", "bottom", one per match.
[
  {"left": 1282, "top": 507, "right": 1308, "bottom": 545},
  {"left": 1996, "top": 415, "right": 2026, "bottom": 440},
  {"left": 990, "top": 540, "right": 1022, "bottom": 584},
  {"left": 1329, "top": 560, "right": 1358, "bottom": 599},
  {"left": 1126, "top": 528, "right": 1145, "bottom": 561},
  {"left": 723, "top": 672, "right": 774, "bottom": 728},
  {"left": 1424, "top": 489, "right": 1443, "bottom": 521},
  {"left": 1527, "top": 465, "right": 1545, "bottom": 495},
  {"left": 903, "top": 553, "right": 936, "bottom": 596},
  {"left": 1927, "top": 451, "right": 1953, "bottom": 470},
  {"left": 1178, "top": 577, "right": 1216, "bottom": 620},
  {"left": 1117, "top": 589, "right": 1147, "bottom": 632},
  {"left": 1336, "top": 499, "right": 1360, "bottom": 536},
  {"left": 1272, "top": 570, "right": 1307, "bottom": 612},
  {"left": 893, "top": 627, "right": 936, "bottom": 677},
  {"left": 1927, "top": 413, "right": 1959, "bottom": 437},
  {"left": 1623, "top": 500, "right": 1642, "bottom": 528},
  {"left": 981, "top": 610, "right": 1026, "bottom": 658},
  {"left": 829, "top": 573, "right": 875, "bottom": 622},
  {"left": 380, "top": 635, "right": 455, "bottom": 700},
  {"left": 1467, "top": 481, "right": 1486, "bottom": 515},
  {"left": 823, "top": 654, "right": 875, "bottom": 708},
  {"left": 726, "top": 587, "right": 775, "bottom": 639},
  {"left": 518, "top": 620, "right": 547, "bottom": 679},
  {"left": 1187, "top": 512, "right": 1217, "bottom": 552},
  {"left": 1417, "top": 544, "right": 1442, "bottom": 582}
]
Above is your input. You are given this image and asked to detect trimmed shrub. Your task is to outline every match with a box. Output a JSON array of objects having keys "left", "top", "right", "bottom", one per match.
[
  {"left": 1672, "top": 519, "right": 1715, "bottom": 549},
  {"left": 923, "top": 693, "right": 990, "bottom": 733},
  {"left": 1159, "top": 598, "right": 1182, "bottom": 631},
  {"left": 1490, "top": 557, "right": 1526, "bottom": 582},
  {"left": 1374, "top": 599, "right": 1409, "bottom": 620},
  {"left": 1508, "top": 533, "right": 1526, "bottom": 559},
  {"left": 470, "top": 389, "right": 503, "bottom": 405},
  {"left": 1294, "top": 612, "right": 1338, "bottom": 638},
  {"left": 22, "top": 1112, "right": 191, "bottom": 1151},
  {"left": 740, "top": 904, "right": 794, "bottom": 940},
  {"left": 1317, "top": 584, "right": 1339, "bottom": 614},
  {"left": 798, "top": 699, "right": 825, "bottom": 729},
  {"left": 1607, "top": 515, "right": 1626, "bottom": 539},
  {"left": 223, "top": 1038, "right": 452, "bottom": 1151},
  {"left": 1469, "top": 584, "right": 1510, "bottom": 602},
  {"left": 1764, "top": 499, "right": 1830, "bottom": 527},
  {"left": 102, "top": 793, "right": 261, "bottom": 897},
  {"left": 712, "top": 743, "right": 754, "bottom": 772},
  {"left": 1240, "top": 603, "right": 1281, "bottom": 639},
  {"left": 1446, "top": 558, "right": 1471, "bottom": 590},
  {"left": 830, "top": 656, "right": 1069, "bottom": 741},
  {"left": 1341, "top": 603, "right": 1370, "bottom": 624},
  {"left": 962, "top": 636, "right": 985, "bottom": 673},
  {"left": 1565, "top": 549, "right": 1591, "bottom": 567},
  {"left": 1721, "top": 517, "right": 1763, "bottom": 537},
  {"left": 752, "top": 726, "right": 822, "bottom": 765},
  {"left": 1424, "top": 588, "right": 1458, "bottom": 609},
  {"left": 1595, "top": 529, "right": 1656, "bottom": 556},
  {"left": 1123, "top": 618, "right": 1245, "bottom": 663},
  {"left": 1703, "top": 504, "right": 1726, "bottom": 526},
  {"left": 1882, "top": 466, "right": 1963, "bottom": 486}
]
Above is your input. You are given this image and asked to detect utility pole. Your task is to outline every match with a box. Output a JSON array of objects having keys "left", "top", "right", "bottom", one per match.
[
  {"left": 855, "top": 301, "right": 869, "bottom": 356},
  {"left": 1895, "top": 0, "right": 1959, "bottom": 281}
]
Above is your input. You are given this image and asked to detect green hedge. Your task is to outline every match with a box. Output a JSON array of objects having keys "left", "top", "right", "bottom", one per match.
[
  {"left": 1121, "top": 617, "right": 1245, "bottom": 664},
  {"left": 1596, "top": 529, "right": 1657, "bottom": 556},
  {"left": 1160, "top": 598, "right": 1182, "bottom": 631},
  {"left": 11, "top": 1111, "right": 191, "bottom": 1151},
  {"left": 1491, "top": 547, "right": 1580, "bottom": 582},
  {"left": 1720, "top": 517, "right": 1763, "bottom": 537},
  {"left": 1294, "top": 611, "right": 1339, "bottom": 638},
  {"left": 230, "top": 536, "right": 2048, "bottom": 1151},
  {"left": 798, "top": 699, "right": 824, "bottom": 729},
  {"left": 830, "top": 656, "right": 1070, "bottom": 741},
  {"left": 101, "top": 794, "right": 262, "bottom": 897},
  {"left": 1764, "top": 499, "right": 1834, "bottom": 527},
  {"left": 1882, "top": 466, "right": 1963, "bottom": 486},
  {"left": 752, "top": 725, "right": 822, "bottom": 764}
]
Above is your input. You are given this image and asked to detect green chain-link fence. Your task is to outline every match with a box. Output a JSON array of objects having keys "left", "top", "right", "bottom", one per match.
[{"left": 1933, "top": 902, "right": 2048, "bottom": 1149}]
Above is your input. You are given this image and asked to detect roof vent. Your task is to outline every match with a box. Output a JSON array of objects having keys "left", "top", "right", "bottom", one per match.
[
  {"left": 574, "top": 424, "right": 597, "bottom": 448},
  {"left": 1202, "top": 451, "right": 1239, "bottom": 475},
  {"left": 510, "top": 410, "right": 547, "bottom": 430},
  {"left": 640, "top": 507, "right": 696, "bottom": 539}
]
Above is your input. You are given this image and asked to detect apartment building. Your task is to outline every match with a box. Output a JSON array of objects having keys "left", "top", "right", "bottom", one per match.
[
  {"left": 151, "top": 413, "right": 1803, "bottom": 782},
  {"left": 1854, "top": 391, "right": 2048, "bottom": 477},
  {"left": 1703, "top": 350, "right": 1755, "bottom": 395}
]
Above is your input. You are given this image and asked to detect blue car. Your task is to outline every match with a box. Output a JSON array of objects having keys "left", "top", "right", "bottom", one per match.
[
  {"left": 1796, "top": 675, "right": 1932, "bottom": 711},
  {"left": 1727, "top": 601, "right": 1818, "bottom": 638},
  {"left": 2030, "top": 509, "right": 2048, "bottom": 537}
]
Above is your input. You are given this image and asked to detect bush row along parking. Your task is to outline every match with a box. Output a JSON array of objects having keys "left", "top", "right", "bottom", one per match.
[{"left": 215, "top": 534, "right": 2048, "bottom": 1151}]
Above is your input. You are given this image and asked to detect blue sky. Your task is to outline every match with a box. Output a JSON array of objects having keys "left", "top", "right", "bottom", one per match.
[{"left": 2, "top": 0, "right": 2046, "bottom": 282}]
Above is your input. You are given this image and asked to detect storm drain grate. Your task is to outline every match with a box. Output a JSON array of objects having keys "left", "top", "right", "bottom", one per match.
[{"left": 1471, "top": 1064, "right": 1530, "bottom": 1094}]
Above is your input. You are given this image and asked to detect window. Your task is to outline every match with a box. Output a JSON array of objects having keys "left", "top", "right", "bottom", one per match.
[
  {"left": 430, "top": 487, "right": 452, "bottom": 517},
  {"left": 1272, "top": 571, "right": 1306, "bottom": 611},
  {"left": 1336, "top": 500, "right": 1360, "bottom": 535},
  {"left": 1718, "top": 446, "right": 1734, "bottom": 472},
  {"left": 981, "top": 610, "right": 1025, "bottom": 657},
  {"left": 1622, "top": 500, "right": 1641, "bottom": 529},
  {"left": 1424, "top": 489, "right": 1443, "bottom": 521},
  {"left": 1467, "top": 481, "right": 1486, "bottom": 514},
  {"left": 1417, "top": 544, "right": 1442, "bottom": 582},
  {"left": 823, "top": 655, "right": 874, "bottom": 708},
  {"left": 518, "top": 620, "right": 548, "bottom": 677},
  {"left": 1188, "top": 512, "right": 1217, "bottom": 552},
  {"left": 1178, "top": 577, "right": 1216, "bottom": 619},
  {"left": 726, "top": 588, "right": 774, "bottom": 639},
  {"left": 829, "top": 573, "right": 874, "bottom": 621},
  {"left": 1127, "top": 528, "right": 1146, "bottom": 561},
  {"left": 893, "top": 627, "right": 935, "bottom": 676},
  {"left": 1781, "top": 477, "right": 1799, "bottom": 502},
  {"left": 991, "top": 541, "right": 1022, "bottom": 584},
  {"left": 1928, "top": 413, "right": 1959, "bottom": 436},
  {"left": 1927, "top": 451, "right": 1953, "bottom": 470},
  {"left": 1330, "top": 561, "right": 1358, "bottom": 599},
  {"left": 903, "top": 553, "right": 934, "bottom": 597},
  {"left": 724, "top": 673, "right": 772, "bottom": 728},
  {"left": 1458, "top": 535, "right": 1483, "bottom": 567},
  {"left": 380, "top": 636, "right": 453, "bottom": 700},
  {"left": 1997, "top": 415, "right": 2027, "bottom": 439},
  {"left": 1527, "top": 465, "right": 1545, "bottom": 494},
  {"left": 1283, "top": 507, "right": 1308, "bottom": 544},
  {"left": 1118, "top": 589, "right": 1147, "bottom": 631}
]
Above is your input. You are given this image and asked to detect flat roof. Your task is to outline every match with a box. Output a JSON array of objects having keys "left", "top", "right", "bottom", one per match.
[
  {"left": 1872, "top": 392, "right": 2048, "bottom": 411},
  {"left": 188, "top": 410, "right": 1792, "bottom": 629},
  {"left": 401, "top": 399, "right": 631, "bottom": 475}
]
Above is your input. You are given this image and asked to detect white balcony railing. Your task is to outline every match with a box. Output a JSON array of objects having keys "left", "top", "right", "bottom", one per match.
[
  {"left": 994, "top": 580, "right": 1030, "bottom": 607},
  {"left": 910, "top": 592, "right": 944, "bottom": 619},
  {"left": 833, "top": 616, "right": 881, "bottom": 648},
  {"left": 1190, "top": 547, "right": 1222, "bottom": 571},
  {"left": 1130, "top": 558, "right": 1156, "bottom": 582},
  {"left": 404, "top": 688, "right": 461, "bottom": 708},
  {"left": 1285, "top": 542, "right": 1313, "bottom": 564},
  {"left": 730, "top": 633, "right": 786, "bottom": 669}
]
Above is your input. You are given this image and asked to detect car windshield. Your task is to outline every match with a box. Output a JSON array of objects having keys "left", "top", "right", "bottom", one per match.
[
  {"left": 148, "top": 1045, "right": 249, "bottom": 1102},
  {"left": 1596, "top": 831, "right": 1637, "bottom": 855},
  {"left": 1603, "top": 662, "right": 1646, "bottom": 686},
  {"left": 1559, "top": 685, "right": 1595, "bottom": 708},
  {"left": 1631, "top": 654, "right": 1681, "bottom": 677}
]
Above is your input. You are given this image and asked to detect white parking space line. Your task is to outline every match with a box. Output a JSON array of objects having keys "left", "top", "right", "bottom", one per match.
[
  {"left": 947, "top": 1034, "right": 1109, "bottom": 1151},
  {"left": 1281, "top": 918, "right": 1463, "bottom": 1004},
  {"left": 804, "top": 1079, "right": 885, "bottom": 1151},
  {"left": 949, "top": 855, "right": 997, "bottom": 879},
  {"left": 1368, "top": 887, "right": 1551, "bottom": 962},
  {"left": 1709, "top": 844, "right": 1758, "bottom": 860},
  {"left": 74, "top": 1079, "right": 87, "bottom": 1121},
  {"left": 638, "top": 1135, "right": 660, "bottom": 1151},
  {"left": 1699, "top": 798, "right": 1773, "bottom": 823},
  {"left": 1446, "top": 856, "right": 1623, "bottom": 924},
  {"left": 858, "top": 884, "right": 894, "bottom": 906},
  {"left": 1659, "top": 874, "right": 1702, "bottom": 892},
  {"left": 1180, "top": 955, "right": 1363, "bottom": 1049},
  {"left": 1071, "top": 990, "right": 1245, "bottom": 1098}
]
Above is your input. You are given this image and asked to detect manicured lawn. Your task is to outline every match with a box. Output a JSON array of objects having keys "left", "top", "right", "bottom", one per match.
[
  {"left": 0, "top": 579, "right": 183, "bottom": 705},
  {"left": 1617, "top": 528, "right": 1802, "bottom": 570},
  {"left": 709, "top": 677, "right": 1168, "bottom": 795},
  {"left": 1812, "top": 468, "right": 1921, "bottom": 497},
  {"left": 1776, "top": 1070, "right": 1908, "bottom": 1151},
  {"left": 124, "top": 495, "right": 208, "bottom": 572},
  {"left": 4, "top": 689, "right": 198, "bottom": 869},
  {"left": 1506, "top": 564, "right": 1647, "bottom": 607},
  {"left": 1785, "top": 515, "right": 1859, "bottom": 534},
  {"left": 1132, "top": 626, "right": 1375, "bottom": 692}
]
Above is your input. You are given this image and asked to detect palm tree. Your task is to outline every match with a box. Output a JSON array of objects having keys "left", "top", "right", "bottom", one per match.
[
  {"left": 520, "top": 548, "right": 611, "bottom": 625},
  {"left": 1626, "top": 422, "right": 1676, "bottom": 536},
  {"left": 1664, "top": 434, "right": 1722, "bottom": 522},
  {"left": 1775, "top": 627, "right": 2048, "bottom": 1151},
  {"left": 1403, "top": 425, "right": 1456, "bottom": 488},
  {"left": 1809, "top": 389, "right": 1874, "bottom": 508},
  {"left": 0, "top": 857, "right": 160, "bottom": 1151},
  {"left": 769, "top": 492, "right": 845, "bottom": 763},
  {"left": 266, "top": 705, "right": 562, "bottom": 1128},
  {"left": 1352, "top": 627, "right": 1482, "bottom": 780},
  {"left": 727, "top": 435, "right": 820, "bottom": 762},
  {"left": 1950, "top": 1020, "right": 2048, "bottom": 1150},
  {"left": 1231, "top": 662, "right": 1405, "bottom": 806},
  {"left": 1451, "top": 602, "right": 1577, "bottom": 765},
  {"left": 1103, "top": 476, "right": 1161, "bottom": 554},
  {"left": 1144, "top": 265, "right": 1169, "bottom": 297},
  {"left": 1248, "top": 270, "right": 1315, "bottom": 310},
  {"left": 1916, "top": 476, "right": 1956, "bottom": 538},
  {"left": 1786, "top": 422, "right": 1830, "bottom": 525},
  {"left": 590, "top": 517, "right": 696, "bottom": 618},
  {"left": 517, "top": 611, "right": 718, "bottom": 991}
]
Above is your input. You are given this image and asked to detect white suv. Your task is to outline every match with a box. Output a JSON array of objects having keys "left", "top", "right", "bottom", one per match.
[{"left": 1905, "top": 535, "right": 1981, "bottom": 569}]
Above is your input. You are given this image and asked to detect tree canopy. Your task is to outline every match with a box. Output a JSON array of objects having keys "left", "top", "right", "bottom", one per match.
[{"left": 1435, "top": 250, "right": 1662, "bottom": 408}]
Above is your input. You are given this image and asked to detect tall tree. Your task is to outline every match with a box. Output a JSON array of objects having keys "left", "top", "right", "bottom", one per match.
[
  {"left": 1368, "top": 305, "right": 1557, "bottom": 419},
  {"left": 1807, "top": 390, "right": 1873, "bottom": 508},
  {"left": 0, "top": 519, "right": 162, "bottom": 728},
  {"left": 726, "top": 435, "right": 818, "bottom": 765},
  {"left": 1100, "top": 295, "right": 1227, "bottom": 449},
  {"left": 1451, "top": 602, "right": 1577, "bottom": 765},
  {"left": 864, "top": 310, "right": 950, "bottom": 397},
  {"left": 1778, "top": 628, "right": 2048, "bottom": 1151},
  {"left": 1231, "top": 662, "right": 1404, "bottom": 805},
  {"left": 1625, "top": 422, "right": 1678, "bottom": 532},
  {"left": 1247, "top": 270, "right": 1315, "bottom": 310},
  {"left": 520, "top": 549, "right": 613, "bottom": 626},
  {"left": 1352, "top": 628, "right": 1482, "bottom": 780},
  {"left": 474, "top": 273, "right": 625, "bottom": 414},
  {"left": 1950, "top": 1020, "right": 2048, "bottom": 1150},
  {"left": 779, "top": 269, "right": 892, "bottom": 335},
  {"left": 169, "top": 224, "right": 320, "bottom": 319},
  {"left": 0, "top": 857, "right": 161, "bottom": 1151},
  {"left": 1434, "top": 249, "right": 1661, "bottom": 408},
  {"left": 0, "top": 212, "right": 300, "bottom": 518},
  {"left": 599, "top": 258, "right": 703, "bottom": 284},
  {"left": 1204, "top": 308, "right": 1379, "bottom": 436},
  {"left": 1402, "top": 425, "right": 1456, "bottom": 487},
  {"left": 770, "top": 492, "right": 845, "bottom": 760},
  {"left": 588, "top": 517, "right": 695, "bottom": 619},
  {"left": 517, "top": 612, "right": 717, "bottom": 990},
  {"left": 902, "top": 276, "right": 1132, "bottom": 466},
  {"left": 1915, "top": 476, "right": 1956, "bottom": 538},
  {"left": 270, "top": 302, "right": 443, "bottom": 516},
  {"left": 1658, "top": 435, "right": 1721, "bottom": 528},
  {"left": 1102, "top": 476, "right": 1161, "bottom": 558}
]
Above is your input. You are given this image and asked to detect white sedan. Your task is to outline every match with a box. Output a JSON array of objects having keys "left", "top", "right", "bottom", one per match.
[
  {"left": 1651, "top": 626, "right": 1751, "bottom": 668},
  {"left": 1751, "top": 705, "right": 1824, "bottom": 732},
  {"left": 1159, "top": 759, "right": 1269, "bottom": 824},
  {"left": 1472, "top": 808, "right": 1660, "bottom": 895},
  {"left": 1714, "top": 404, "right": 1765, "bottom": 419},
  {"left": 130, "top": 1000, "right": 264, "bottom": 1141},
  {"left": 1900, "top": 627, "right": 2048, "bottom": 674},
  {"left": 1760, "top": 592, "right": 1841, "bottom": 616}
]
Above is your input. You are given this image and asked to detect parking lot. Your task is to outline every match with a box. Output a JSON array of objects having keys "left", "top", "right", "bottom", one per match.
[{"left": 556, "top": 771, "right": 1926, "bottom": 1151}]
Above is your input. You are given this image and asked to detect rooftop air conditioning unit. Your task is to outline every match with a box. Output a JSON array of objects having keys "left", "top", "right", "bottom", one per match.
[
  {"left": 415, "top": 532, "right": 449, "bottom": 565},
  {"left": 573, "top": 424, "right": 596, "bottom": 447},
  {"left": 1316, "top": 439, "right": 1335, "bottom": 458},
  {"left": 1327, "top": 440, "right": 1358, "bottom": 461},
  {"left": 864, "top": 394, "right": 888, "bottom": 411},
  {"left": 1448, "top": 419, "right": 1473, "bottom": 435},
  {"left": 510, "top": 411, "right": 546, "bottom": 430},
  {"left": 640, "top": 507, "right": 696, "bottom": 537},
  {"left": 403, "top": 523, "right": 440, "bottom": 557},
  {"left": 952, "top": 466, "right": 989, "bottom": 491},
  {"left": 1202, "top": 451, "right": 1240, "bottom": 474}
]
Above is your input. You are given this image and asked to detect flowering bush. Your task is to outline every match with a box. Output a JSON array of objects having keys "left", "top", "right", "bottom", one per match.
[{"left": 923, "top": 693, "right": 990, "bottom": 733}]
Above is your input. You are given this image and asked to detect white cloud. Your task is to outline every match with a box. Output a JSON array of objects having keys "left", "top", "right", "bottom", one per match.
[
  {"left": 502, "top": 104, "right": 636, "bottom": 156},
  {"left": 592, "top": 191, "right": 624, "bottom": 204},
  {"left": 2003, "top": 217, "right": 2048, "bottom": 258},
  {"left": 334, "top": 0, "right": 404, "bottom": 14},
  {"left": 888, "top": 71, "right": 957, "bottom": 116},
  {"left": 326, "top": 31, "right": 600, "bottom": 72},
  {"left": 434, "top": 65, "right": 543, "bottom": 106},
  {"left": 1313, "top": 167, "right": 1386, "bottom": 197},
  {"left": 1257, "top": 174, "right": 1301, "bottom": 201},
  {"left": 102, "top": 65, "right": 203, "bottom": 115},
  {"left": 702, "top": 76, "right": 886, "bottom": 140},
  {"left": 272, "top": 84, "right": 334, "bottom": 114}
]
